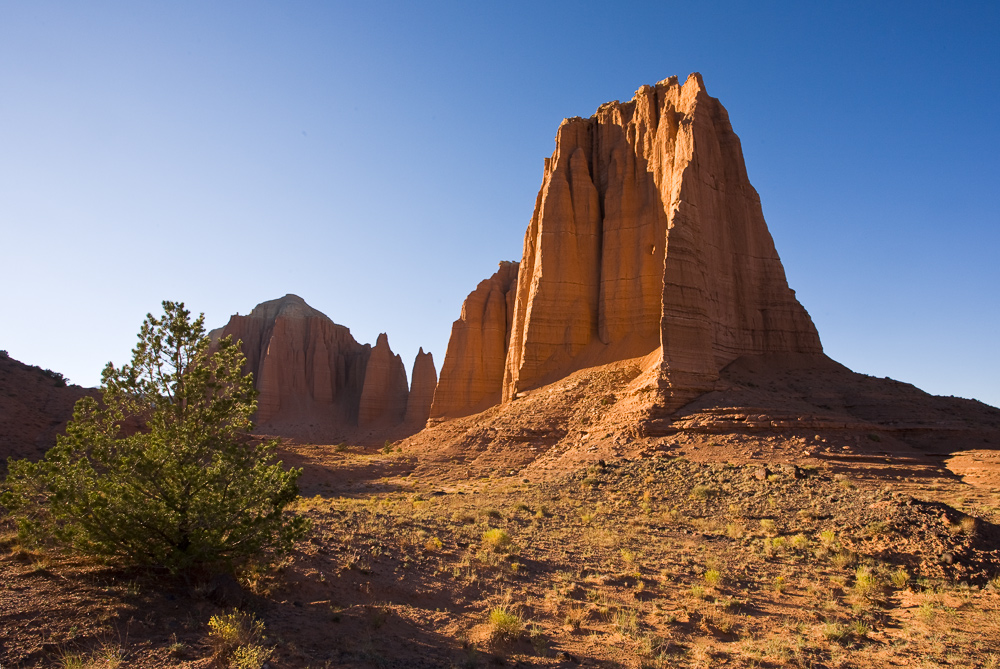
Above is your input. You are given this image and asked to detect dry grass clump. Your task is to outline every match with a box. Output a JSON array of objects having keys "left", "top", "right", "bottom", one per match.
[
  {"left": 489, "top": 605, "right": 523, "bottom": 640},
  {"left": 207, "top": 609, "right": 270, "bottom": 667},
  {"left": 690, "top": 484, "right": 716, "bottom": 500},
  {"left": 57, "top": 644, "right": 124, "bottom": 669},
  {"left": 852, "top": 565, "right": 883, "bottom": 603},
  {"left": 481, "top": 528, "right": 513, "bottom": 553}
]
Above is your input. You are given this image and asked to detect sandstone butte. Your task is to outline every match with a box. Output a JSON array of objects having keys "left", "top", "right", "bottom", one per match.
[
  {"left": 211, "top": 294, "right": 435, "bottom": 439},
  {"left": 431, "top": 73, "right": 823, "bottom": 421}
]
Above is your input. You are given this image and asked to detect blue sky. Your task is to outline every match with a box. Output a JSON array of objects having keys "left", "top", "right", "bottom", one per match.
[{"left": 1, "top": 1, "right": 997, "bottom": 407}]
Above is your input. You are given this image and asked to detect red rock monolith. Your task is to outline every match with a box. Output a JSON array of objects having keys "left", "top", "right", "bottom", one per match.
[
  {"left": 404, "top": 348, "right": 437, "bottom": 427},
  {"left": 358, "top": 333, "right": 409, "bottom": 429},
  {"left": 501, "top": 74, "right": 822, "bottom": 408},
  {"left": 430, "top": 261, "right": 519, "bottom": 420}
]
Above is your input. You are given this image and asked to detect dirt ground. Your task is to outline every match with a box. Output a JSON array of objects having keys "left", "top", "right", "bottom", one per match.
[{"left": 2, "top": 358, "right": 1000, "bottom": 668}]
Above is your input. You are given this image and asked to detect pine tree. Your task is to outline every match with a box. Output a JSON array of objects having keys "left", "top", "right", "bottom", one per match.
[{"left": 2, "top": 301, "right": 308, "bottom": 572}]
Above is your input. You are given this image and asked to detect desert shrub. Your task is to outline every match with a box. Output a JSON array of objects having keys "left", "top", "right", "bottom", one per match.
[
  {"left": 725, "top": 522, "right": 745, "bottom": 539},
  {"left": 832, "top": 550, "right": 856, "bottom": 569},
  {"left": 864, "top": 520, "right": 889, "bottom": 537},
  {"left": 1, "top": 301, "right": 308, "bottom": 572},
  {"left": 482, "top": 528, "right": 512, "bottom": 552},
  {"left": 208, "top": 609, "right": 267, "bottom": 663},
  {"left": 790, "top": 533, "right": 810, "bottom": 550},
  {"left": 41, "top": 368, "right": 68, "bottom": 387},
  {"left": 231, "top": 644, "right": 272, "bottom": 669}
]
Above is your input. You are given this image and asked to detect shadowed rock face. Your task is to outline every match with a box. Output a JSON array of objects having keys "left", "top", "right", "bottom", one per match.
[
  {"left": 435, "top": 74, "right": 822, "bottom": 418},
  {"left": 404, "top": 348, "right": 437, "bottom": 426},
  {"left": 358, "top": 333, "right": 409, "bottom": 428},
  {"left": 212, "top": 295, "right": 435, "bottom": 438},
  {"left": 213, "top": 295, "right": 371, "bottom": 426},
  {"left": 0, "top": 351, "right": 96, "bottom": 471},
  {"left": 430, "top": 261, "right": 519, "bottom": 420}
]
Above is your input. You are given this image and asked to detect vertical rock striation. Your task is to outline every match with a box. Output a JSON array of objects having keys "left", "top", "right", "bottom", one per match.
[
  {"left": 358, "top": 333, "right": 409, "bottom": 428},
  {"left": 213, "top": 295, "right": 371, "bottom": 425},
  {"left": 430, "top": 261, "right": 519, "bottom": 419},
  {"left": 501, "top": 73, "right": 822, "bottom": 407},
  {"left": 213, "top": 294, "right": 436, "bottom": 437},
  {"left": 434, "top": 74, "right": 822, "bottom": 419}
]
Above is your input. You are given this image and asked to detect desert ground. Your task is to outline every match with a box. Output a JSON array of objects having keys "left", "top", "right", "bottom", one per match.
[{"left": 3, "top": 358, "right": 999, "bottom": 669}]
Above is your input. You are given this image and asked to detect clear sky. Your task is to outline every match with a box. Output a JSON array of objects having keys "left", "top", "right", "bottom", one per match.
[{"left": 1, "top": 1, "right": 997, "bottom": 408}]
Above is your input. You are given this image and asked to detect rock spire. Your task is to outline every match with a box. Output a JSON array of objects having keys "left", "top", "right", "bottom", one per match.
[
  {"left": 435, "top": 74, "right": 822, "bottom": 416},
  {"left": 429, "top": 261, "right": 519, "bottom": 420}
]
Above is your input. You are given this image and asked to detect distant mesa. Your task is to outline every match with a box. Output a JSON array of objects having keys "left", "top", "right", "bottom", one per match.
[
  {"left": 210, "top": 294, "right": 435, "bottom": 442},
  {"left": 434, "top": 73, "right": 821, "bottom": 420}
]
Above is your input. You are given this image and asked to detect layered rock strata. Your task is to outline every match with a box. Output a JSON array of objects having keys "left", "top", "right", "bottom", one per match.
[
  {"left": 436, "top": 74, "right": 822, "bottom": 417},
  {"left": 429, "top": 261, "right": 519, "bottom": 419},
  {"left": 212, "top": 294, "right": 435, "bottom": 437}
]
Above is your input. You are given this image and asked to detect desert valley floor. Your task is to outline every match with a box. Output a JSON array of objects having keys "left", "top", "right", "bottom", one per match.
[{"left": 3, "top": 357, "right": 1000, "bottom": 669}]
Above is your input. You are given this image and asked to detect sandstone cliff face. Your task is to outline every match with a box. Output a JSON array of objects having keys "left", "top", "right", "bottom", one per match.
[
  {"left": 404, "top": 348, "right": 437, "bottom": 426},
  {"left": 358, "top": 333, "right": 409, "bottom": 428},
  {"left": 433, "top": 74, "right": 822, "bottom": 419},
  {"left": 213, "top": 295, "right": 435, "bottom": 438},
  {"left": 214, "top": 295, "right": 371, "bottom": 425},
  {"left": 430, "top": 261, "right": 519, "bottom": 419},
  {"left": 501, "top": 73, "right": 822, "bottom": 407}
]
